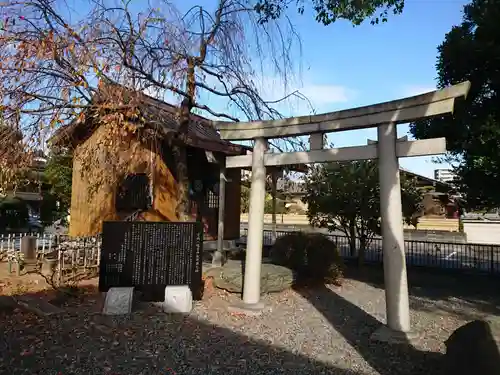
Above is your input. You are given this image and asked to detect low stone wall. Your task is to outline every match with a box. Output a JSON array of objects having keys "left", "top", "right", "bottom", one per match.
[
  {"left": 403, "top": 229, "right": 466, "bottom": 243},
  {"left": 240, "top": 214, "right": 309, "bottom": 225},
  {"left": 240, "top": 222, "right": 468, "bottom": 243},
  {"left": 241, "top": 215, "right": 460, "bottom": 232},
  {"left": 416, "top": 217, "right": 460, "bottom": 232},
  {"left": 462, "top": 220, "right": 500, "bottom": 245}
]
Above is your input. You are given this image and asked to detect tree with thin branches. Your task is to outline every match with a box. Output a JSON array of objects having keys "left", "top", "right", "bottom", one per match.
[{"left": 0, "top": 0, "right": 307, "bottom": 218}]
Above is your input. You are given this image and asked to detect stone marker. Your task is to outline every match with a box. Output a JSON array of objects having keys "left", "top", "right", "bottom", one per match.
[
  {"left": 0, "top": 295, "right": 17, "bottom": 313},
  {"left": 20, "top": 236, "right": 37, "bottom": 260},
  {"left": 102, "top": 287, "right": 134, "bottom": 315},
  {"left": 99, "top": 221, "right": 203, "bottom": 301},
  {"left": 444, "top": 319, "right": 500, "bottom": 375},
  {"left": 162, "top": 285, "right": 193, "bottom": 313},
  {"left": 16, "top": 295, "right": 63, "bottom": 317}
]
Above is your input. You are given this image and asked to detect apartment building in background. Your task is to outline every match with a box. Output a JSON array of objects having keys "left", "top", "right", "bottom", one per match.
[{"left": 434, "top": 169, "right": 456, "bottom": 184}]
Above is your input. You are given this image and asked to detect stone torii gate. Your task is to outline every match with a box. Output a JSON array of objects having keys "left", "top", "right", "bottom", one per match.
[{"left": 213, "top": 81, "right": 470, "bottom": 340}]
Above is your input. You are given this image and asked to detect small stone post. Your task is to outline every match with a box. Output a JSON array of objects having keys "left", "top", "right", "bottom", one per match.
[{"left": 214, "top": 160, "right": 226, "bottom": 267}]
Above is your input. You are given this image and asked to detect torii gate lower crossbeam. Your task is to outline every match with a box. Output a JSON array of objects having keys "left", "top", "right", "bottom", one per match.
[{"left": 214, "top": 81, "right": 470, "bottom": 341}]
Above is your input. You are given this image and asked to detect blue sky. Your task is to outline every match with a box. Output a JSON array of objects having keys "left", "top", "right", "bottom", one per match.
[
  {"left": 283, "top": 0, "right": 470, "bottom": 177},
  {"left": 181, "top": 0, "right": 468, "bottom": 178},
  {"left": 67, "top": 0, "right": 469, "bottom": 177}
]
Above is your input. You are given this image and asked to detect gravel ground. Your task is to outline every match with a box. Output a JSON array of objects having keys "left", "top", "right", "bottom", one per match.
[{"left": 1, "top": 269, "right": 499, "bottom": 375}]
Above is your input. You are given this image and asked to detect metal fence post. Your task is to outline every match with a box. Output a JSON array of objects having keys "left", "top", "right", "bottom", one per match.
[
  {"left": 57, "top": 244, "right": 62, "bottom": 286},
  {"left": 491, "top": 245, "right": 495, "bottom": 275},
  {"left": 97, "top": 235, "right": 102, "bottom": 267}
]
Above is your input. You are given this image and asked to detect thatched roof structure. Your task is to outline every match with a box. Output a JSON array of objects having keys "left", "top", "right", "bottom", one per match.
[{"left": 50, "top": 82, "right": 249, "bottom": 156}]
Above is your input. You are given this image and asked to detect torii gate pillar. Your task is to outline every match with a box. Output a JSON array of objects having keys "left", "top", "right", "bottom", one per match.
[
  {"left": 241, "top": 137, "right": 267, "bottom": 310},
  {"left": 376, "top": 123, "right": 411, "bottom": 335}
]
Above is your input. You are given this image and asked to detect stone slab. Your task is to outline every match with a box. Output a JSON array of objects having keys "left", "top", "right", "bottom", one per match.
[
  {"left": 370, "top": 325, "right": 419, "bottom": 345},
  {"left": 208, "top": 262, "right": 294, "bottom": 294},
  {"left": 102, "top": 287, "right": 134, "bottom": 315},
  {"left": 16, "top": 295, "right": 64, "bottom": 317},
  {"left": 228, "top": 302, "right": 265, "bottom": 316}
]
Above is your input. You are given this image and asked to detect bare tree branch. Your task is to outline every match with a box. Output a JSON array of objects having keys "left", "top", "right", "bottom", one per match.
[{"left": 0, "top": 0, "right": 309, "bottom": 215}]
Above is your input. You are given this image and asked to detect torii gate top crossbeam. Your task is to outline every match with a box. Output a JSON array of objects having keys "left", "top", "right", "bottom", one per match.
[{"left": 212, "top": 81, "right": 470, "bottom": 141}]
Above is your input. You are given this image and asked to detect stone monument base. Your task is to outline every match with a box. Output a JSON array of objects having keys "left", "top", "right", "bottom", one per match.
[
  {"left": 102, "top": 287, "right": 134, "bottom": 315},
  {"left": 206, "top": 261, "right": 294, "bottom": 294},
  {"left": 370, "top": 325, "right": 419, "bottom": 345},
  {"left": 162, "top": 285, "right": 193, "bottom": 313},
  {"left": 228, "top": 301, "right": 265, "bottom": 316}
]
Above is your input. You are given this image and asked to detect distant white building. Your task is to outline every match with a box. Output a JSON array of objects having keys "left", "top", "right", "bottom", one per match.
[
  {"left": 434, "top": 169, "right": 456, "bottom": 184},
  {"left": 241, "top": 169, "right": 251, "bottom": 180}
]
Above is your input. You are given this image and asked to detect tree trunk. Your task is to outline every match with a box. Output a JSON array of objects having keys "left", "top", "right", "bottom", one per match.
[
  {"left": 172, "top": 56, "right": 197, "bottom": 221},
  {"left": 358, "top": 237, "right": 366, "bottom": 268},
  {"left": 173, "top": 94, "right": 194, "bottom": 221},
  {"left": 171, "top": 141, "right": 190, "bottom": 221},
  {"left": 349, "top": 221, "right": 357, "bottom": 257}
]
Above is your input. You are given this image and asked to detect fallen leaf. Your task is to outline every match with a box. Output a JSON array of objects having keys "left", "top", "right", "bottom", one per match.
[{"left": 20, "top": 346, "right": 34, "bottom": 356}]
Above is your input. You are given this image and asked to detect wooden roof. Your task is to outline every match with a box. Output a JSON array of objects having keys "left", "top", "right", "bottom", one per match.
[{"left": 50, "top": 82, "right": 248, "bottom": 156}]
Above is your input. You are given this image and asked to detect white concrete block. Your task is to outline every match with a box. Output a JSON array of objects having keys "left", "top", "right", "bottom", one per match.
[
  {"left": 103, "top": 287, "right": 134, "bottom": 315},
  {"left": 163, "top": 286, "right": 193, "bottom": 313}
]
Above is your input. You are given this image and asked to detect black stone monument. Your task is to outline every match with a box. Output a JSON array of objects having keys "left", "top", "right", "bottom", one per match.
[{"left": 99, "top": 221, "right": 203, "bottom": 301}]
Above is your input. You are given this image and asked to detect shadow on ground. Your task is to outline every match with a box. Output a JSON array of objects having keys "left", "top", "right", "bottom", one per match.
[
  {"left": 344, "top": 264, "right": 500, "bottom": 319},
  {"left": 5, "top": 263, "right": 488, "bottom": 375},
  {"left": 1, "top": 285, "right": 370, "bottom": 375},
  {"left": 294, "top": 283, "right": 443, "bottom": 375}
]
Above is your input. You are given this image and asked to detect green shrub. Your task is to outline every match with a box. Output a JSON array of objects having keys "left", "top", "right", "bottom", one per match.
[
  {"left": 269, "top": 232, "right": 343, "bottom": 285},
  {"left": 264, "top": 197, "right": 288, "bottom": 214}
]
